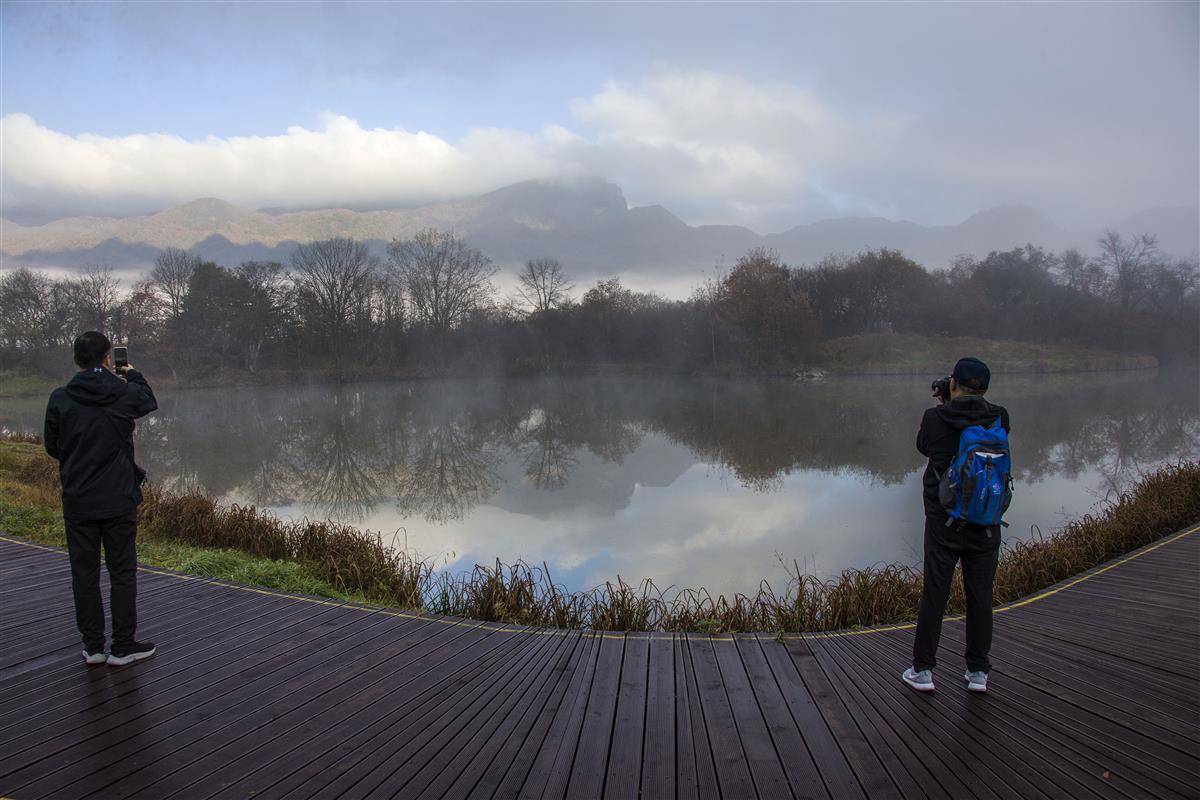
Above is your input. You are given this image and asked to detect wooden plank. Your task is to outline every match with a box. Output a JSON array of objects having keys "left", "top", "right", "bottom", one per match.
[
  {"left": 638, "top": 635, "right": 676, "bottom": 800},
  {"left": 461, "top": 630, "right": 592, "bottom": 800},
  {"left": 936, "top": 623, "right": 1200, "bottom": 746},
  {"left": 0, "top": 591, "right": 350, "bottom": 745},
  {"left": 0, "top": 601, "right": 384, "bottom": 787},
  {"left": 803, "top": 638, "right": 966, "bottom": 800},
  {"left": 686, "top": 635, "right": 758, "bottom": 800},
  {"left": 755, "top": 635, "right": 866, "bottom": 800},
  {"left": 563, "top": 633, "right": 624, "bottom": 800},
  {"left": 501, "top": 633, "right": 600, "bottom": 800},
  {"left": 2, "top": 530, "right": 1199, "bottom": 800},
  {"left": 414, "top": 632, "right": 585, "bottom": 800},
  {"left": 603, "top": 634, "right": 649, "bottom": 800},
  {"left": 677, "top": 633, "right": 720, "bottom": 800},
  {"left": 351, "top": 626, "right": 571, "bottom": 800},
  {"left": 130, "top": 617, "right": 495, "bottom": 800},
  {"left": 853, "top": 625, "right": 1190, "bottom": 800},
  {"left": 734, "top": 636, "right": 831, "bottom": 800},
  {"left": 710, "top": 636, "right": 792, "bottom": 799},
  {"left": 882, "top": 628, "right": 1200, "bottom": 790},
  {"left": 244, "top": 623, "right": 551, "bottom": 800},
  {"left": 6, "top": 608, "right": 437, "bottom": 798},
  {"left": 516, "top": 631, "right": 601, "bottom": 800},
  {"left": 784, "top": 637, "right": 902, "bottom": 800},
  {"left": 821, "top": 633, "right": 1082, "bottom": 800},
  {"left": 992, "top": 619, "right": 1196, "bottom": 706},
  {"left": 0, "top": 588, "right": 302, "bottom": 724}
]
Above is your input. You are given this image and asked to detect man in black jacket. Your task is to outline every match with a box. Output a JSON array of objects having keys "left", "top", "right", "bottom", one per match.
[
  {"left": 902, "top": 356, "right": 1010, "bottom": 694},
  {"left": 44, "top": 331, "right": 158, "bottom": 666}
]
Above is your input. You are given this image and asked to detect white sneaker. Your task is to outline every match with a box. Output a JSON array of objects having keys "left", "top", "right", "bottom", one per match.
[
  {"left": 902, "top": 667, "right": 935, "bottom": 692},
  {"left": 83, "top": 649, "right": 107, "bottom": 665},
  {"left": 965, "top": 670, "right": 988, "bottom": 693}
]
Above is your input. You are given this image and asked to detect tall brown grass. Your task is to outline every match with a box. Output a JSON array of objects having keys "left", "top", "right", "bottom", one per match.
[{"left": 10, "top": 435, "right": 1198, "bottom": 633}]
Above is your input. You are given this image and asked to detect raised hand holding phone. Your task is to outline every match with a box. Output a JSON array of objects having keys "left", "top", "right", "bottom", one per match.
[{"left": 112, "top": 346, "right": 131, "bottom": 375}]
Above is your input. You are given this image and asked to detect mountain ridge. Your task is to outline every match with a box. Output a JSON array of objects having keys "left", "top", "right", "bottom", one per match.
[{"left": 2, "top": 180, "right": 1195, "bottom": 283}]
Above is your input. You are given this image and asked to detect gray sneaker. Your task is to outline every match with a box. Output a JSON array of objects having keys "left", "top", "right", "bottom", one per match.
[
  {"left": 965, "top": 670, "right": 988, "bottom": 692},
  {"left": 902, "top": 667, "right": 935, "bottom": 692}
]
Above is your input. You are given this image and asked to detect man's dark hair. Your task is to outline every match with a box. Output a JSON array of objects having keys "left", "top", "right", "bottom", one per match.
[{"left": 73, "top": 331, "right": 111, "bottom": 369}]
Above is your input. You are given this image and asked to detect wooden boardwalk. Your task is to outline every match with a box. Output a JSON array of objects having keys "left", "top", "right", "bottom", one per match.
[{"left": 1, "top": 527, "right": 1197, "bottom": 800}]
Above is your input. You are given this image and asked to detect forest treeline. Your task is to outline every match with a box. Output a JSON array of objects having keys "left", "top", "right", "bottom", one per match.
[{"left": 1, "top": 227, "right": 1196, "bottom": 377}]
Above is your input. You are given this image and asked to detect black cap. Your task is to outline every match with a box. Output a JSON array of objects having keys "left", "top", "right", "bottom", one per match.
[{"left": 953, "top": 356, "right": 990, "bottom": 391}]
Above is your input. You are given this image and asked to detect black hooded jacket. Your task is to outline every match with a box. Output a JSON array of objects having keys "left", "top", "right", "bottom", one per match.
[
  {"left": 43, "top": 367, "right": 158, "bottom": 521},
  {"left": 916, "top": 395, "right": 1011, "bottom": 518}
]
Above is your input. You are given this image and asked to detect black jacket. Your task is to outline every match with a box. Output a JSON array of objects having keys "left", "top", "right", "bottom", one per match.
[
  {"left": 917, "top": 395, "right": 1011, "bottom": 518},
  {"left": 44, "top": 367, "right": 158, "bottom": 521}
]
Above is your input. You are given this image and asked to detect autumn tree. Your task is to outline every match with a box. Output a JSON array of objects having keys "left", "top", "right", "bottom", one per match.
[{"left": 716, "top": 248, "right": 819, "bottom": 363}]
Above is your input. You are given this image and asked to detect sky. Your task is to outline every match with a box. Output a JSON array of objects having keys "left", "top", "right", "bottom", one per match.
[{"left": 1, "top": 1, "right": 1197, "bottom": 232}]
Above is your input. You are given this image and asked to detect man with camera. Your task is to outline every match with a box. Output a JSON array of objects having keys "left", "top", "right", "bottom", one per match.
[
  {"left": 44, "top": 331, "right": 158, "bottom": 666},
  {"left": 902, "top": 356, "right": 1011, "bottom": 694}
]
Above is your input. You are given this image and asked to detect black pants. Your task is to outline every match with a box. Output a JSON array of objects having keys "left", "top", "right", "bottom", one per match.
[
  {"left": 65, "top": 511, "right": 139, "bottom": 652},
  {"left": 912, "top": 515, "right": 1000, "bottom": 674}
]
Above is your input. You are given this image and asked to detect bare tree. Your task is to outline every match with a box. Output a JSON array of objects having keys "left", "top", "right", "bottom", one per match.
[
  {"left": 514, "top": 258, "right": 573, "bottom": 314},
  {"left": 386, "top": 229, "right": 497, "bottom": 333},
  {"left": 290, "top": 238, "right": 379, "bottom": 344},
  {"left": 151, "top": 248, "right": 200, "bottom": 319},
  {"left": 1097, "top": 230, "right": 1159, "bottom": 312},
  {"left": 115, "top": 278, "right": 168, "bottom": 348},
  {"left": 0, "top": 267, "right": 56, "bottom": 351},
  {"left": 73, "top": 264, "right": 123, "bottom": 333},
  {"left": 236, "top": 261, "right": 289, "bottom": 371}
]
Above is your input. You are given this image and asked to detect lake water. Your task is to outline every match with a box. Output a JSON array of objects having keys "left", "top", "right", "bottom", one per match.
[{"left": 5, "top": 370, "right": 1197, "bottom": 596}]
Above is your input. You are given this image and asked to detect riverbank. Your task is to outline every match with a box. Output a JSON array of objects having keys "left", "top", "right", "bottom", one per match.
[
  {"left": 3, "top": 436, "right": 1197, "bottom": 633},
  {"left": 810, "top": 334, "right": 1158, "bottom": 375},
  {"left": 0, "top": 370, "right": 59, "bottom": 399}
]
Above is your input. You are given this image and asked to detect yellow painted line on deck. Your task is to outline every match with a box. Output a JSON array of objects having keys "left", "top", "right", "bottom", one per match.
[{"left": 3, "top": 521, "right": 1196, "bottom": 643}]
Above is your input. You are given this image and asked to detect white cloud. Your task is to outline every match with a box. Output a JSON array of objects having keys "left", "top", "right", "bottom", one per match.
[
  {"left": 2, "top": 65, "right": 1194, "bottom": 230},
  {"left": 2, "top": 68, "right": 883, "bottom": 229},
  {"left": 1, "top": 111, "right": 583, "bottom": 215}
]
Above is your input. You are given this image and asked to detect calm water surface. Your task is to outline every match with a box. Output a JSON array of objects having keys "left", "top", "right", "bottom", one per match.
[{"left": 5, "top": 370, "right": 1197, "bottom": 596}]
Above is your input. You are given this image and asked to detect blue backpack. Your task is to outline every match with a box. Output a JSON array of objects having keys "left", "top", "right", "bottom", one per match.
[{"left": 938, "top": 418, "right": 1013, "bottom": 528}]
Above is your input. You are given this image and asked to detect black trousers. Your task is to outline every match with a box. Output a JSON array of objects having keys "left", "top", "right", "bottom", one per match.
[
  {"left": 912, "top": 514, "right": 1000, "bottom": 674},
  {"left": 65, "top": 511, "right": 139, "bottom": 652}
]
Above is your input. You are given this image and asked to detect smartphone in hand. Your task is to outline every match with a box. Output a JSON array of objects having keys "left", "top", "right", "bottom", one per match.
[{"left": 113, "top": 346, "right": 129, "bottom": 372}]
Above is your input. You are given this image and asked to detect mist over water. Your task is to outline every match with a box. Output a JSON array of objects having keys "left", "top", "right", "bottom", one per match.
[{"left": 6, "top": 370, "right": 1196, "bottom": 596}]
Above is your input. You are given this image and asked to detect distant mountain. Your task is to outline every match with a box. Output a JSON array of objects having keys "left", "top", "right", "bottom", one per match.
[{"left": 2, "top": 180, "right": 1195, "bottom": 286}]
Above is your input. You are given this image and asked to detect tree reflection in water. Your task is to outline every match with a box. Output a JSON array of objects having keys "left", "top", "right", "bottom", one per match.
[{"left": 35, "top": 370, "right": 1194, "bottom": 525}]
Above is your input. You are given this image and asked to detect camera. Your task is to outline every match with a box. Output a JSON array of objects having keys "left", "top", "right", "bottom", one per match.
[{"left": 931, "top": 375, "right": 952, "bottom": 404}]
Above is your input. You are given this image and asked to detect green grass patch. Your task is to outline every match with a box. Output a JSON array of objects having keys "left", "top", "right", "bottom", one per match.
[
  {"left": 0, "top": 441, "right": 366, "bottom": 604},
  {"left": 0, "top": 499, "right": 366, "bottom": 604}
]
